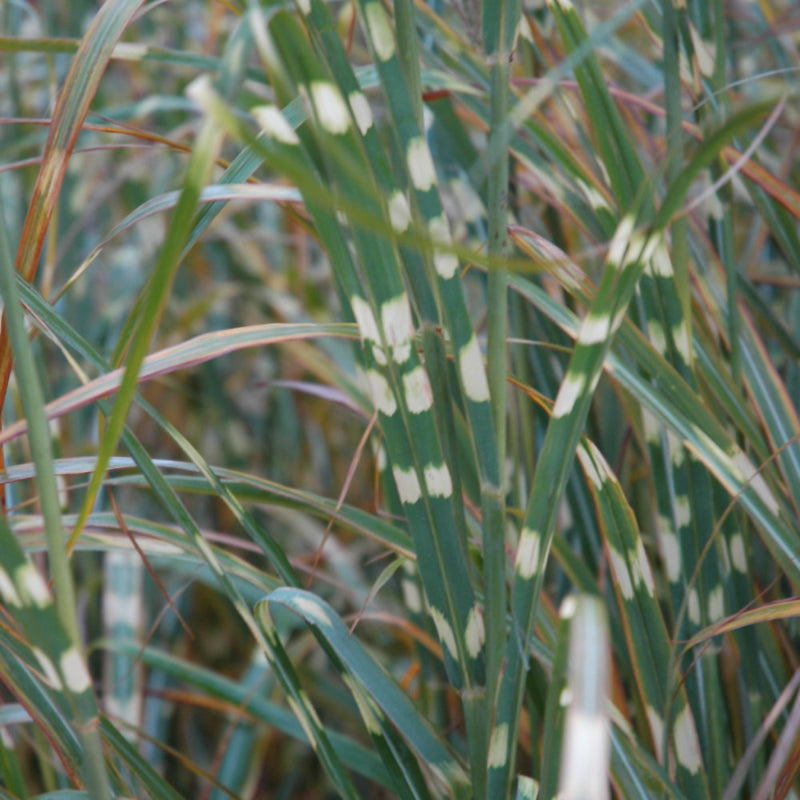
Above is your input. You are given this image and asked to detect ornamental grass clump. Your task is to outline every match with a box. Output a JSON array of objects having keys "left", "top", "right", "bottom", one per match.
[{"left": 1, "top": 1, "right": 799, "bottom": 798}]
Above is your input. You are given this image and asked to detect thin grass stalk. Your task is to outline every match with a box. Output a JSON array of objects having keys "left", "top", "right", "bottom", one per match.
[
  {"left": 0, "top": 724, "right": 25, "bottom": 798},
  {"left": 661, "top": 0, "right": 691, "bottom": 333},
  {"left": 0, "top": 169, "right": 106, "bottom": 796},
  {"left": 99, "top": 717, "right": 186, "bottom": 800},
  {"left": 752, "top": 681, "right": 800, "bottom": 800},
  {"left": 0, "top": 213, "right": 112, "bottom": 800},
  {"left": 484, "top": 0, "right": 517, "bottom": 471},
  {"left": 538, "top": 600, "right": 573, "bottom": 798},
  {"left": 0, "top": 179, "right": 80, "bottom": 655},
  {"left": 393, "top": 0, "right": 424, "bottom": 129},
  {"left": 482, "top": 5, "right": 520, "bottom": 766},
  {"left": 70, "top": 76, "right": 225, "bottom": 545},
  {"left": 0, "top": 34, "right": 253, "bottom": 80},
  {"left": 737, "top": 319, "right": 800, "bottom": 527},
  {"left": 607, "top": 727, "right": 688, "bottom": 800},
  {"left": 689, "top": 0, "right": 741, "bottom": 381}
]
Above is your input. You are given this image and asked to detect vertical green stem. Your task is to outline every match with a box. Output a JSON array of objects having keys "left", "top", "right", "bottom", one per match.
[
  {"left": 711, "top": 0, "right": 741, "bottom": 382},
  {"left": 394, "top": 0, "right": 423, "bottom": 129},
  {"left": 483, "top": 4, "right": 519, "bottom": 798},
  {"left": 0, "top": 194, "right": 78, "bottom": 649},
  {"left": 486, "top": 62, "right": 510, "bottom": 480},
  {"left": 0, "top": 192, "right": 112, "bottom": 800},
  {"left": 661, "top": 0, "right": 690, "bottom": 333}
]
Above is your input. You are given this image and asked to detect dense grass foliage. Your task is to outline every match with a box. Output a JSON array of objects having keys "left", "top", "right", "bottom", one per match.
[{"left": 1, "top": 1, "right": 800, "bottom": 798}]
